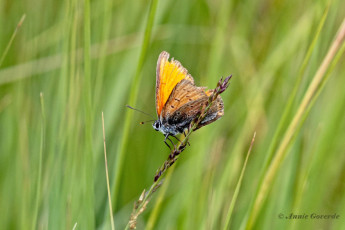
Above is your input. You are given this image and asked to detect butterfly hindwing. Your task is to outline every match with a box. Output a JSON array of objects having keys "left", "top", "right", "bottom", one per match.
[
  {"left": 195, "top": 94, "right": 224, "bottom": 130},
  {"left": 162, "top": 82, "right": 224, "bottom": 132},
  {"left": 166, "top": 95, "right": 224, "bottom": 133}
]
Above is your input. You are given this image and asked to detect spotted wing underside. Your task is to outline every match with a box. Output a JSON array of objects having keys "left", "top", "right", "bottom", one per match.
[{"left": 162, "top": 80, "right": 224, "bottom": 132}]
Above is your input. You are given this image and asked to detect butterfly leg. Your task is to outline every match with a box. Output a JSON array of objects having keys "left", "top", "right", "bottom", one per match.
[
  {"left": 167, "top": 136, "right": 177, "bottom": 151},
  {"left": 164, "top": 134, "right": 176, "bottom": 151},
  {"left": 171, "top": 135, "right": 182, "bottom": 144},
  {"left": 172, "top": 135, "right": 190, "bottom": 148},
  {"left": 163, "top": 135, "right": 172, "bottom": 150}
]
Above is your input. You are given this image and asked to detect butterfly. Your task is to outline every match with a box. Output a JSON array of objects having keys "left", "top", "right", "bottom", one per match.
[{"left": 152, "top": 51, "right": 225, "bottom": 148}]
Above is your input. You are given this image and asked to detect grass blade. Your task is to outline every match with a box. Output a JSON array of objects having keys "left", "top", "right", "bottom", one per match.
[
  {"left": 0, "top": 14, "right": 26, "bottom": 68},
  {"left": 223, "top": 132, "right": 256, "bottom": 230},
  {"left": 246, "top": 17, "right": 345, "bottom": 229},
  {"left": 32, "top": 92, "right": 45, "bottom": 230},
  {"left": 110, "top": 0, "right": 160, "bottom": 216},
  {"left": 102, "top": 112, "right": 115, "bottom": 230},
  {"left": 262, "top": 2, "right": 330, "bottom": 170},
  {"left": 83, "top": 0, "right": 95, "bottom": 226}
]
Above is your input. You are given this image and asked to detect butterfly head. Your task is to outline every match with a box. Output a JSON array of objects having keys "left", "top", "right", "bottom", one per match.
[{"left": 152, "top": 120, "right": 162, "bottom": 132}]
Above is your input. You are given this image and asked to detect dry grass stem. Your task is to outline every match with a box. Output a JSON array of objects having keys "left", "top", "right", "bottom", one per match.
[
  {"left": 246, "top": 17, "right": 345, "bottom": 229},
  {"left": 125, "top": 75, "right": 232, "bottom": 229}
]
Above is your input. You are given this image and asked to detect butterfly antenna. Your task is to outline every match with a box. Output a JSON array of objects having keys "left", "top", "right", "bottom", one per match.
[
  {"left": 140, "top": 119, "right": 155, "bottom": 125},
  {"left": 126, "top": 105, "right": 155, "bottom": 119}
]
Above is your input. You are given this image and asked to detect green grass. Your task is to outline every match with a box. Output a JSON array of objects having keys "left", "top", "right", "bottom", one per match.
[{"left": 1, "top": 0, "right": 345, "bottom": 229}]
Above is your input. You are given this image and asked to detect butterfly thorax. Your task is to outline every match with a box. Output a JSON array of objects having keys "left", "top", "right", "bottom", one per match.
[{"left": 152, "top": 119, "right": 181, "bottom": 136}]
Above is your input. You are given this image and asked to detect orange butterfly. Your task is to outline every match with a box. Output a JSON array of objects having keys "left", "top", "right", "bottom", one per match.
[{"left": 153, "top": 51, "right": 225, "bottom": 148}]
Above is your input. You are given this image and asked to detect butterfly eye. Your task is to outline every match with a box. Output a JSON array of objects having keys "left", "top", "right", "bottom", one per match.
[{"left": 155, "top": 122, "right": 160, "bottom": 129}]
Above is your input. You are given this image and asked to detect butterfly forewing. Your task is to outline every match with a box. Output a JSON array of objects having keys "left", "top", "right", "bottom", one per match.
[
  {"left": 161, "top": 79, "right": 206, "bottom": 118},
  {"left": 156, "top": 51, "right": 192, "bottom": 117}
]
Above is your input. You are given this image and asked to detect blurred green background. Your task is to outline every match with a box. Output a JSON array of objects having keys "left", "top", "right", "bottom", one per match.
[{"left": 1, "top": 0, "right": 345, "bottom": 229}]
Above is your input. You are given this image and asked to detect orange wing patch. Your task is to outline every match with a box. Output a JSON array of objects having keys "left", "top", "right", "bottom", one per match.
[
  {"left": 205, "top": 89, "right": 214, "bottom": 96},
  {"left": 155, "top": 51, "right": 194, "bottom": 116}
]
